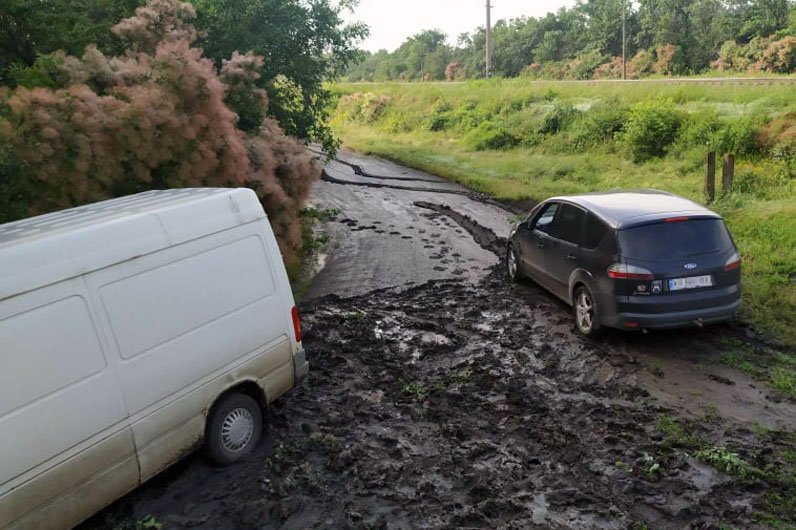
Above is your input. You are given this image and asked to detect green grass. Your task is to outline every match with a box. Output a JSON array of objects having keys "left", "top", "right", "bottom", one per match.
[
  {"left": 330, "top": 78, "right": 796, "bottom": 346},
  {"left": 719, "top": 338, "right": 796, "bottom": 399}
]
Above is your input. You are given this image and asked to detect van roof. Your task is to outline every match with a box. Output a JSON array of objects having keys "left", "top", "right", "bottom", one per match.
[
  {"left": 551, "top": 190, "right": 720, "bottom": 229},
  {"left": 0, "top": 188, "right": 266, "bottom": 301}
]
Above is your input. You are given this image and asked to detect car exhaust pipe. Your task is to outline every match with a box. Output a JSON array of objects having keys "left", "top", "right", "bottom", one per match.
[{"left": 694, "top": 318, "right": 704, "bottom": 328}]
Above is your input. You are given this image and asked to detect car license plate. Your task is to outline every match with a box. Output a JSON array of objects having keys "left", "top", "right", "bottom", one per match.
[{"left": 668, "top": 275, "right": 713, "bottom": 291}]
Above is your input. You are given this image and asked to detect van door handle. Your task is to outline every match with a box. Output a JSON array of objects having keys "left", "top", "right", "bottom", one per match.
[
  {"left": 567, "top": 254, "right": 577, "bottom": 261},
  {"left": 537, "top": 242, "right": 545, "bottom": 249}
]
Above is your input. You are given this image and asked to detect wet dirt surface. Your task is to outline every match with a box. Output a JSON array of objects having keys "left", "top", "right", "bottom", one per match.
[{"left": 82, "top": 151, "right": 796, "bottom": 529}]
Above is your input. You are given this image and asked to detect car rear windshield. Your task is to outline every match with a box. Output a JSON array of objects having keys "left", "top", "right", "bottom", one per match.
[{"left": 619, "top": 219, "right": 733, "bottom": 261}]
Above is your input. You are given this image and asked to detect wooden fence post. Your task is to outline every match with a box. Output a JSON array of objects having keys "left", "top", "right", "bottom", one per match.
[
  {"left": 722, "top": 154, "right": 735, "bottom": 195},
  {"left": 705, "top": 152, "right": 716, "bottom": 203}
]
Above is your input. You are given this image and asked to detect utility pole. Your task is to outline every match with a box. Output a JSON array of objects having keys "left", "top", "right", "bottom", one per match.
[
  {"left": 485, "top": 0, "right": 492, "bottom": 78},
  {"left": 622, "top": 0, "right": 627, "bottom": 80}
]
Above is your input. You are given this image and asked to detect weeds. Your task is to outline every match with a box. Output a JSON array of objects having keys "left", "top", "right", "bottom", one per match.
[
  {"left": 696, "top": 447, "right": 763, "bottom": 481},
  {"left": 719, "top": 340, "right": 796, "bottom": 399},
  {"left": 639, "top": 452, "right": 663, "bottom": 479},
  {"left": 400, "top": 379, "right": 429, "bottom": 401}
]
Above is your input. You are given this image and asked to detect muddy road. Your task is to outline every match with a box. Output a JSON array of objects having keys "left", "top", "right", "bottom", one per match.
[{"left": 84, "top": 151, "right": 796, "bottom": 530}]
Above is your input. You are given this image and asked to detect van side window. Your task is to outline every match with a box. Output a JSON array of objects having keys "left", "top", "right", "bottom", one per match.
[
  {"left": 583, "top": 213, "right": 609, "bottom": 249},
  {"left": 548, "top": 204, "right": 586, "bottom": 245},
  {"left": 533, "top": 203, "right": 559, "bottom": 234}
]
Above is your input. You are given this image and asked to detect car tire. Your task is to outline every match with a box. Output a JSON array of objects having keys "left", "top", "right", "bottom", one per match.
[
  {"left": 507, "top": 244, "right": 522, "bottom": 282},
  {"left": 573, "top": 285, "right": 602, "bottom": 337},
  {"left": 204, "top": 392, "right": 263, "bottom": 466}
]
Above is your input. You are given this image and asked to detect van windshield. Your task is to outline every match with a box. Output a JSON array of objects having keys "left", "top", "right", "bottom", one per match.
[{"left": 619, "top": 219, "right": 733, "bottom": 261}]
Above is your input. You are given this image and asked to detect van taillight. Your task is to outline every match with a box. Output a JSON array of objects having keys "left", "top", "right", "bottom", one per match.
[
  {"left": 607, "top": 263, "right": 654, "bottom": 280},
  {"left": 724, "top": 252, "right": 742, "bottom": 272},
  {"left": 291, "top": 306, "right": 302, "bottom": 343}
]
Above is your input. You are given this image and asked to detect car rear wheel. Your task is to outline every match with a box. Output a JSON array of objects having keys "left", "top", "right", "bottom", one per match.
[
  {"left": 574, "top": 285, "right": 601, "bottom": 337},
  {"left": 205, "top": 392, "right": 263, "bottom": 465},
  {"left": 507, "top": 245, "right": 521, "bottom": 282}
]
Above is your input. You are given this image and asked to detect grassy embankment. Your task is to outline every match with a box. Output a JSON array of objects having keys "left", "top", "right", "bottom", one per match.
[{"left": 329, "top": 79, "right": 796, "bottom": 352}]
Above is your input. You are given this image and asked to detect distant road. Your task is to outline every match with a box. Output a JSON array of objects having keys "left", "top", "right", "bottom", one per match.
[{"left": 343, "top": 76, "right": 796, "bottom": 86}]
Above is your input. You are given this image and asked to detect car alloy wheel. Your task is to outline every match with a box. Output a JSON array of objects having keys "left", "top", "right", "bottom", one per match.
[
  {"left": 507, "top": 246, "right": 520, "bottom": 282},
  {"left": 574, "top": 286, "right": 600, "bottom": 336}
]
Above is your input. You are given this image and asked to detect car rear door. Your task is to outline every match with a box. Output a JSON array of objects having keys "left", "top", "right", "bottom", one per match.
[
  {"left": 544, "top": 203, "right": 587, "bottom": 301},
  {"left": 516, "top": 202, "right": 559, "bottom": 286}
]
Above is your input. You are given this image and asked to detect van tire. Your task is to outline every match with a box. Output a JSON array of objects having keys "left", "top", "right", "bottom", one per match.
[{"left": 204, "top": 393, "right": 263, "bottom": 466}]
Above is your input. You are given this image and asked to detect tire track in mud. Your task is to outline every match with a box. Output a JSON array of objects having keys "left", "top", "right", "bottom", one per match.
[
  {"left": 414, "top": 201, "right": 507, "bottom": 257},
  {"left": 309, "top": 148, "right": 440, "bottom": 183},
  {"left": 319, "top": 166, "right": 518, "bottom": 213}
]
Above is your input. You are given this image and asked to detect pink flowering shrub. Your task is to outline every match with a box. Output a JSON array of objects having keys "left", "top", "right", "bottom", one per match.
[{"left": 0, "top": 0, "right": 320, "bottom": 267}]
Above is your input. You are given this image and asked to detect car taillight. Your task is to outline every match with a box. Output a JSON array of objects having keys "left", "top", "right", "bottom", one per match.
[
  {"left": 291, "top": 306, "right": 302, "bottom": 343},
  {"left": 665, "top": 216, "right": 690, "bottom": 223},
  {"left": 608, "top": 263, "right": 654, "bottom": 280},
  {"left": 724, "top": 252, "right": 742, "bottom": 272}
]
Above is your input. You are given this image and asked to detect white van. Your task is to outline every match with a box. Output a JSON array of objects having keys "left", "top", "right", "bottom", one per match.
[{"left": 0, "top": 188, "right": 308, "bottom": 530}]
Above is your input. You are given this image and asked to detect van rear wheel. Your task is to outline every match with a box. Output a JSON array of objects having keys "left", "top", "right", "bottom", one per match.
[{"left": 205, "top": 392, "right": 263, "bottom": 465}]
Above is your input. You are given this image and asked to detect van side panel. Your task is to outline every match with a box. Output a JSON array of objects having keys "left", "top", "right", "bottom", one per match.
[
  {"left": 0, "top": 280, "right": 137, "bottom": 530},
  {"left": 2, "top": 430, "right": 139, "bottom": 530},
  {"left": 87, "top": 226, "right": 294, "bottom": 481},
  {"left": 130, "top": 339, "right": 293, "bottom": 482}
]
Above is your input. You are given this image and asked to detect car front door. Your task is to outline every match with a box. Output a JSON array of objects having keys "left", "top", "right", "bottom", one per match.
[
  {"left": 516, "top": 202, "right": 559, "bottom": 286},
  {"left": 544, "top": 203, "right": 587, "bottom": 301}
]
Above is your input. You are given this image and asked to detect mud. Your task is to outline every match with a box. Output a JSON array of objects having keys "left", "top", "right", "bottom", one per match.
[
  {"left": 81, "top": 150, "right": 796, "bottom": 530},
  {"left": 84, "top": 268, "right": 794, "bottom": 530}
]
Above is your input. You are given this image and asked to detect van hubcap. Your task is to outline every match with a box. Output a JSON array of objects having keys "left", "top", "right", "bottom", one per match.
[
  {"left": 508, "top": 249, "right": 518, "bottom": 278},
  {"left": 576, "top": 292, "right": 594, "bottom": 333},
  {"left": 220, "top": 408, "right": 254, "bottom": 452}
]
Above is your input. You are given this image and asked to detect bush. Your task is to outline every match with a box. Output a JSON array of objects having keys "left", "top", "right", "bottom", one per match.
[
  {"left": 423, "top": 99, "right": 453, "bottom": 132},
  {"left": 629, "top": 49, "right": 655, "bottom": 77},
  {"left": 338, "top": 92, "right": 391, "bottom": 124},
  {"left": 676, "top": 110, "right": 722, "bottom": 152},
  {"left": 0, "top": 0, "right": 320, "bottom": 268},
  {"left": 538, "top": 102, "right": 578, "bottom": 135},
  {"left": 654, "top": 44, "right": 684, "bottom": 75},
  {"left": 464, "top": 121, "right": 519, "bottom": 151},
  {"left": 717, "top": 115, "right": 767, "bottom": 157},
  {"left": 757, "top": 36, "right": 796, "bottom": 73},
  {"left": 383, "top": 111, "right": 411, "bottom": 133},
  {"left": 572, "top": 102, "right": 628, "bottom": 147},
  {"left": 621, "top": 99, "right": 683, "bottom": 162},
  {"left": 566, "top": 50, "right": 606, "bottom": 80}
]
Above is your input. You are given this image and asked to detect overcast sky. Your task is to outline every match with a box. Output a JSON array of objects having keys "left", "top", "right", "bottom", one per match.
[{"left": 343, "top": 0, "right": 577, "bottom": 53}]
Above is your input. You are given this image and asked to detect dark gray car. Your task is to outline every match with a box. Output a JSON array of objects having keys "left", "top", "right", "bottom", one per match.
[{"left": 506, "top": 190, "right": 742, "bottom": 336}]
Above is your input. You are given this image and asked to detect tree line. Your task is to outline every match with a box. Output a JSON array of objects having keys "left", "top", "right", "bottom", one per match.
[{"left": 344, "top": 0, "right": 796, "bottom": 81}]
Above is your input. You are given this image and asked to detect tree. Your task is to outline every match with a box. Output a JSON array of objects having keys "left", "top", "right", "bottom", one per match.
[
  {"left": 0, "top": 0, "right": 142, "bottom": 84},
  {"left": 0, "top": 0, "right": 320, "bottom": 265},
  {"left": 192, "top": 0, "right": 368, "bottom": 153}
]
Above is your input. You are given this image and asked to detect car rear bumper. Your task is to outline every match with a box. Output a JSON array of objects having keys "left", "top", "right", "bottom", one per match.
[
  {"left": 600, "top": 285, "right": 741, "bottom": 330},
  {"left": 604, "top": 299, "right": 740, "bottom": 330}
]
